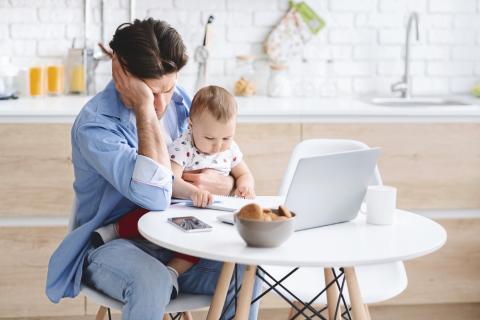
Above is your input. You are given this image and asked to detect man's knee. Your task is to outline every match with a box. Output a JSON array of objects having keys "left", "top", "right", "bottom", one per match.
[
  {"left": 85, "top": 239, "right": 173, "bottom": 305},
  {"left": 121, "top": 251, "right": 173, "bottom": 304}
]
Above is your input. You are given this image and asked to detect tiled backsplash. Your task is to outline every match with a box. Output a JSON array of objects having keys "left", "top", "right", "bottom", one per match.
[{"left": 1, "top": 0, "right": 479, "bottom": 96}]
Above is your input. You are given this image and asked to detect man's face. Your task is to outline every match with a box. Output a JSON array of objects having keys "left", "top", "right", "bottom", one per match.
[{"left": 144, "top": 73, "right": 177, "bottom": 119}]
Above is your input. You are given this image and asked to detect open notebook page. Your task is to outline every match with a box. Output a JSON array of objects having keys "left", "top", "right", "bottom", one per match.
[{"left": 171, "top": 195, "right": 283, "bottom": 212}]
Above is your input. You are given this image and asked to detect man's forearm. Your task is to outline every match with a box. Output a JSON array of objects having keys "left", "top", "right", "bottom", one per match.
[
  {"left": 136, "top": 110, "right": 171, "bottom": 170},
  {"left": 211, "top": 174, "right": 235, "bottom": 195},
  {"left": 173, "top": 178, "right": 199, "bottom": 199}
]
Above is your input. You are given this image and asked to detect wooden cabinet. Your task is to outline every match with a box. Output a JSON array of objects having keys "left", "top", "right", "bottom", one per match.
[
  {"left": 0, "top": 121, "right": 478, "bottom": 318},
  {"left": 1, "top": 220, "right": 478, "bottom": 318},
  {"left": 0, "top": 122, "right": 478, "bottom": 217},
  {"left": 235, "top": 124, "right": 302, "bottom": 195},
  {"left": 302, "top": 123, "right": 480, "bottom": 209},
  {"left": 0, "top": 226, "right": 84, "bottom": 318},
  {"left": 0, "top": 124, "right": 73, "bottom": 217}
]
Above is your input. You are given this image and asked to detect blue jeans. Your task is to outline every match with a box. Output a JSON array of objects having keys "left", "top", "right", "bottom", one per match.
[{"left": 82, "top": 239, "right": 261, "bottom": 320}]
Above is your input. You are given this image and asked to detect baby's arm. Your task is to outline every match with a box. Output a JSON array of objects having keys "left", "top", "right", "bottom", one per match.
[
  {"left": 231, "top": 160, "right": 255, "bottom": 198},
  {"left": 171, "top": 161, "right": 213, "bottom": 207}
]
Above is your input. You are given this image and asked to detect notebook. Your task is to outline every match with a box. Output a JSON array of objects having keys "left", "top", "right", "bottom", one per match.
[{"left": 171, "top": 195, "right": 256, "bottom": 212}]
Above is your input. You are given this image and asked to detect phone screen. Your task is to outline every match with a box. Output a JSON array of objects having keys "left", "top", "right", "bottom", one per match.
[{"left": 168, "top": 216, "right": 212, "bottom": 232}]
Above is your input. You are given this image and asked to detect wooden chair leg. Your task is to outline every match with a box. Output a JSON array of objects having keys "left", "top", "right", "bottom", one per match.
[
  {"left": 233, "top": 265, "right": 257, "bottom": 320},
  {"left": 287, "top": 301, "right": 304, "bottom": 320},
  {"left": 324, "top": 268, "right": 341, "bottom": 320},
  {"left": 182, "top": 311, "right": 194, "bottom": 320},
  {"left": 344, "top": 267, "right": 368, "bottom": 320},
  {"left": 96, "top": 306, "right": 108, "bottom": 320}
]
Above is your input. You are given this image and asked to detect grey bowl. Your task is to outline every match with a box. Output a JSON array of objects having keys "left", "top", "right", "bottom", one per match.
[{"left": 234, "top": 210, "right": 296, "bottom": 248}]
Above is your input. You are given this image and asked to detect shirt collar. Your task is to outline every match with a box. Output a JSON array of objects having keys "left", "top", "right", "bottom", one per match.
[
  {"left": 97, "top": 81, "right": 132, "bottom": 123},
  {"left": 172, "top": 88, "right": 184, "bottom": 104}
]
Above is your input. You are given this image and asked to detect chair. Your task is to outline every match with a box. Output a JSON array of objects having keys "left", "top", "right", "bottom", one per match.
[
  {"left": 68, "top": 206, "right": 212, "bottom": 320},
  {"left": 263, "top": 139, "right": 408, "bottom": 318}
]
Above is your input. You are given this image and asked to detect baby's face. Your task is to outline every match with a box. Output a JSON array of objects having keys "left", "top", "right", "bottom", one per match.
[{"left": 190, "top": 111, "right": 236, "bottom": 155}]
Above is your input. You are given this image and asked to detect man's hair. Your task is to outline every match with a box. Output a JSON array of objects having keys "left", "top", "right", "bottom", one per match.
[
  {"left": 109, "top": 18, "right": 188, "bottom": 79},
  {"left": 190, "top": 86, "right": 238, "bottom": 122}
]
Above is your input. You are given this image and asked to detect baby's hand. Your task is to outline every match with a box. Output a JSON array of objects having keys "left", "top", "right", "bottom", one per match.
[
  {"left": 234, "top": 185, "right": 256, "bottom": 199},
  {"left": 191, "top": 189, "right": 213, "bottom": 208}
]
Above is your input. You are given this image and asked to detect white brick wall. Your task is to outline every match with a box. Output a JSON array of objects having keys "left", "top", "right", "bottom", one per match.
[{"left": 0, "top": 0, "right": 479, "bottom": 96}]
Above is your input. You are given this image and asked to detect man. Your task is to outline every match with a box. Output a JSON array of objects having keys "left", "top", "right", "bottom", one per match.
[{"left": 46, "top": 18, "right": 260, "bottom": 320}]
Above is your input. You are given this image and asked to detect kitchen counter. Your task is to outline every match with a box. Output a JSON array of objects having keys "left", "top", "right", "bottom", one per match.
[{"left": 0, "top": 94, "right": 480, "bottom": 123}]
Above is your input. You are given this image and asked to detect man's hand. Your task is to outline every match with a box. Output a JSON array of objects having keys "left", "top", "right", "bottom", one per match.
[
  {"left": 182, "top": 169, "right": 235, "bottom": 196},
  {"left": 112, "top": 54, "right": 170, "bottom": 167},
  {"left": 112, "top": 54, "right": 154, "bottom": 116},
  {"left": 190, "top": 189, "right": 213, "bottom": 208},
  {"left": 234, "top": 184, "right": 256, "bottom": 199}
]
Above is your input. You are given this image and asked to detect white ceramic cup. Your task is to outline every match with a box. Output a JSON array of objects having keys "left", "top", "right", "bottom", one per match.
[{"left": 365, "top": 185, "right": 397, "bottom": 225}]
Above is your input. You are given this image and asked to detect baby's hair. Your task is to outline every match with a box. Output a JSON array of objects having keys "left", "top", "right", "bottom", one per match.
[{"left": 190, "top": 85, "right": 237, "bottom": 122}]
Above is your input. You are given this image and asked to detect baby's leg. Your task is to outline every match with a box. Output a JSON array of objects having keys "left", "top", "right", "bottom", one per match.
[
  {"left": 167, "top": 253, "right": 200, "bottom": 298},
  {"left": 116, "top": 207, "right": 149, "bottom": 238},
  {"left": 91, "top": 207, "right": 149, "bottom": 247}
]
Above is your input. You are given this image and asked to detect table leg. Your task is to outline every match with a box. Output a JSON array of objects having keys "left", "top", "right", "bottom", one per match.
[
  {"left": 206, "top": 262, "right": 235, "bottom": 320},
  {"left": 324, "top": 268, "right": 341, "bottom": 320},
  {"left": 365, "top": 305, "right": 372, "bottom": 320},
  {"left": 344, "top": 267, "right": 368, "bottom": 320},
  {"left": 233, "top": 265, "right": 257, "bottom": 320}
]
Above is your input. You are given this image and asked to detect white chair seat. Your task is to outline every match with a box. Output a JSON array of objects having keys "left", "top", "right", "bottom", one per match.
[
  {"left": 81, "top": 285, "right": 212, "bottom": 314},
  {"left": 263, "top": 262, "right": 407, "bottom": 304}
]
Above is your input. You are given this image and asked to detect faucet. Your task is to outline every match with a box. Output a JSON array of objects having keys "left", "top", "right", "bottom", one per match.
[
  {"left": 391, "top": 12, "right": 419, "bottom": 98},
  {"left": 81, "top": 0, "right": 135, "bottom": 95}
]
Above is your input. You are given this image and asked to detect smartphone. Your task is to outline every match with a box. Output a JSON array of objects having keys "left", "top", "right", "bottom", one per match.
[{"left": 167, "top": 216, "right": 213, "bottom": 233}]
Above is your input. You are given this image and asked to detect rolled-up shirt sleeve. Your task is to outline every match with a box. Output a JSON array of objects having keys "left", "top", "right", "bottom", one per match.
[
  {"left": 133, "top": 155, "right": 173, "bottom": 187},
  {"left": 75, "top": 122, "right": 172, "bottom": 211}
]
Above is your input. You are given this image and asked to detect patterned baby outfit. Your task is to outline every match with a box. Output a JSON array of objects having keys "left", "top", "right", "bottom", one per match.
[{"left": 168, "top": 131, "right": 243, "bottom": 175}]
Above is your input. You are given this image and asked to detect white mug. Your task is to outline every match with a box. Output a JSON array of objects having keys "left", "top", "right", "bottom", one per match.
[{"left": 365, "top": 185, "right": 397, "bottom": 225}]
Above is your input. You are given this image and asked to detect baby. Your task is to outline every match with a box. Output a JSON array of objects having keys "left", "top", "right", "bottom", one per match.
[
  {"left": 169, "top": 85, "right": 255, "bottom": 205},
  {"left": 92, "top": 85, "right": 255, "bottom": 298}
]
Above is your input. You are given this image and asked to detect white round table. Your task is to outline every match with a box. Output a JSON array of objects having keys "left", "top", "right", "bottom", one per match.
[{"left": 139, "top": 197, "right": 447, "bottom": 320}]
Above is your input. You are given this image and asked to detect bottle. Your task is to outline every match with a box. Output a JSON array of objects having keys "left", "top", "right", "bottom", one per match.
[
  {"left": 319, "top": 59, "right": 337, "bottom": 97},
  {"left": 267, "top": 64, "right": 291, "bottom": 97}
]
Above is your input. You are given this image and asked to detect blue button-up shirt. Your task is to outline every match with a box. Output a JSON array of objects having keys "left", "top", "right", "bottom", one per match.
[{"left": 46, "top": 81, "right": 191, "bottom": 303}]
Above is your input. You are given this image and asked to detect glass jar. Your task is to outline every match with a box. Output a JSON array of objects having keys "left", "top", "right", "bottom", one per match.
[
  {"left": 65, "top": 48, "right": 86, "bottom": 94},
  {"left": 234, "top": 55, "right": 256, "bottom": 97},
  {"left": 267, "top": 64, "right": 291, "bottom": 97},
  {"left": 0, "top": 56, "right": 18, "bottom": 99}
]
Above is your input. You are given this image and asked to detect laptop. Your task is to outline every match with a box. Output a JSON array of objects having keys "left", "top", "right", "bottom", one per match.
[{"left": 217, "top": 148, "right": 380, "bottom": 231}]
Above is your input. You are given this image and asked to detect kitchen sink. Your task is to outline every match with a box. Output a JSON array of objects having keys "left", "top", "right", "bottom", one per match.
[{"left": 367, "top": 97, "right": 471, "bottom": 107}]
